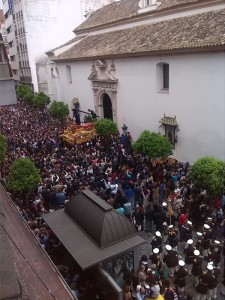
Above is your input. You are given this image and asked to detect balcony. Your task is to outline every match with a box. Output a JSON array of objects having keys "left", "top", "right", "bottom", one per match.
[
  {"left": 10, "top": 61, "right": 19, "bottom": 70},
  {"left": 5, "top": 15, "right": 13, "bottom": 29},
  {"left": 7, "top": 30, "right": 15, "bottom": 43},
  {"left": 9, "top": 46, "right": 17, "bottom": 56}
]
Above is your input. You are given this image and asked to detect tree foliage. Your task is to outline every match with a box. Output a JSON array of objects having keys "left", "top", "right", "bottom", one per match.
[
  {"left": 0, "top": 133, "right": 6, "bottom": 165},
  {"left": 33, "top": 92, "right": 51, "bottom": 108},
  {"left": 133, "top": 130, "right": 173, "bottom": 158},
  {"left": 191, "top": 156, "right": 225, "bottom": 196},
  {"left": 49, "top": 100, "right": 70, "bottom": 120},
  {"left": 16, "top": 84, "right": 32, "bottom": 98},
  {"left": 16, "top": 85, "right": 51, "bottom": 108},
  {"left": 94, "top": 118, "right": 118, "bottom": 139},
  {"left": 6, "top": 158, "right": 41, "bottom": 192},
  {"left": 23, "top": 91, "right": 35, "bottom": 105}
]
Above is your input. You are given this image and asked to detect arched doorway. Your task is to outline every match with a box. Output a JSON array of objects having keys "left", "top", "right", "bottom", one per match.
[{"left": 103, "top": 93, "right": 113, "bottom": 120}]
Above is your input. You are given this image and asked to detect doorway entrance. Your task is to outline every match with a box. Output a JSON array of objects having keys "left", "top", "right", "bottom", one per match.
[{"left": 103, "top": 93, "right": 113, "bottom": 120}]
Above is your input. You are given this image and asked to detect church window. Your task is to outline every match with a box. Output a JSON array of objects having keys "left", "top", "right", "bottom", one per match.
[
  {"left": 163, "top": 63, "right": 169, "bottom": 89},
  {"left": 66, "top": 65, "right": 72, "bottom": 84},
  {"left": 156, "top": 62, "right": 169, "bottom": 92}
]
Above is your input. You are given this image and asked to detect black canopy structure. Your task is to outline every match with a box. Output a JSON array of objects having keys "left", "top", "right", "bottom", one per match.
[{"left": 43, "top": 190, "right": 145, "bottom": 270}]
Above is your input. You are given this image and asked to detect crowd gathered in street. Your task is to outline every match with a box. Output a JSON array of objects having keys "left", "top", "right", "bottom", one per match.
[{"left": 0, "top": 101, "right": 224, "bottom": 300}]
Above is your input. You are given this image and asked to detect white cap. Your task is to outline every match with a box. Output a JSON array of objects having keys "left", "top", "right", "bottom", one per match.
[
  {"left": 207, "top": 264, "right": 214, "bottom": 270},
  {"left": 144, "top": 283, "right": 150, "bottom": 289},
  {"left": 214, "top": 240, "right": 220, "bottom": 244},
  {"left": 162, "top": 202, "right": 167, "bottom": 207},
  {"left": 187, "top": 239, "right": 193, "bottom": 245},
  {"left": 153, "top": 248, "right": 159, "bottom": 254},
  {"left": 194, "top": 250, "right": 200, "bottom": 256},
  {"left": 163, "top": 222, "right": 167, "bottom": 225},
  {"left": 207, "top": 217, "right": 212, "bottom": 221},
  {"left": 136, "top": 285, "right": 141, "bottom": 292},
  {"left": 197, "top": 232, "right": 202, "bottom": 236},
  {"left": 179, "top": 260, "right": 185, "bottom": 267},
  {"left": 166, "top": 245, "right": 172, "bottom": 251},
  {"left": 168, "top": 225, "right": 173, "bottom": 229},
  {"left": 187, "top": 221, "right": 192, "bottom": 225},
  {"left": 142, "top": 261, "right": 148, "bottom": 265},
  {"left": 204, "top": 224, "right": 210, "bottom": 229},
  {"left": 155, "top": 231, "right": 161, "bottom": 237},
  {"left": 208, "top": 262, "right": 214, "bottom": 266},
  {"left": 151, "top": 285, "right": 160, "bottom": 296}
]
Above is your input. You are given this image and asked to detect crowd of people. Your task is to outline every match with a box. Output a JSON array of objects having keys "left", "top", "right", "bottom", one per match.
[{"left": 0, "top": 101, "right": 224, "bottom": 300}]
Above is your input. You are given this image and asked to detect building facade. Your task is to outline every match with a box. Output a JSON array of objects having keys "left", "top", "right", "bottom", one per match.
[
  {"left": 46, "top": 0, "right": 225, "bottom": 163},
  {"left": 2, "top": 0, "right": 82, "bottom": 91},
  {"left": 0, "top": 32, "right": 16, "bottom": 105},
  {"left": 0, "top": 9, "right": 8, "bottom": 49}
]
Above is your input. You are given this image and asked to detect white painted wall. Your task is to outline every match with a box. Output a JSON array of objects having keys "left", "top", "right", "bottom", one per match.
[
  {"left": 55, "top": 52, "right": 225, "bottom": 163},
  {"left": 22, "top": 0, "right": 82, "bottom": 91},
  {"left": 56, "top": 60, "right": 93, "bottom": 113},
  {"left": 115, "top": 53, "right": 225, "bottom": 163}
]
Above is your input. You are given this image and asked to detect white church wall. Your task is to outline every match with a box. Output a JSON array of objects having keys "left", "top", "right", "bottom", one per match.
[
  {"left": 115, "top": 52, "right": 225, "bottom": 163},
  {"left": 55, "top": 52, "right": 225, "bottom": 163},
  {"left": 57, "top": 60, "right": 94, "bottom": 115}
]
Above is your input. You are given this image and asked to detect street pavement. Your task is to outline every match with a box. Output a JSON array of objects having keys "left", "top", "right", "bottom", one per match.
[{"left": 138, "top": 228, "right": 225, "bottom": 300}]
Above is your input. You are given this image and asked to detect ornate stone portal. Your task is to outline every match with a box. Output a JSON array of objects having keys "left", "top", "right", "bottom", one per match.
[{"left": 88, "top": 60, "right": 118, "bottom": 122}]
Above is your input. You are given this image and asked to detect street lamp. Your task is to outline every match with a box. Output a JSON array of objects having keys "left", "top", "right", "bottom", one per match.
[{"left": 122, "top": 124, "right": 128, "bottom": 135}]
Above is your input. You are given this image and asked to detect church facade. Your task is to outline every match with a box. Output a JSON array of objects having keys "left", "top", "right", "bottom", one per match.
[{"left": 46, "top": 0, "right": 225, "bottom": 163}]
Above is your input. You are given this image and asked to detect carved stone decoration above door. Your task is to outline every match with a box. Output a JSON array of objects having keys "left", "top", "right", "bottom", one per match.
[{"left": 88, "top": 60, "right": 118, "bottom": 122}]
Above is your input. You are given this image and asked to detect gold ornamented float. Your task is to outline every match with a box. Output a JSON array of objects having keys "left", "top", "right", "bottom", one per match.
[{"left": 60, "top": 119, "right": 96, "bottom": 145}]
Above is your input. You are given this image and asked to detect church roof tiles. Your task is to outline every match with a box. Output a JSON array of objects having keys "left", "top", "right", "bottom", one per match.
[
  {"left": 55, "top": 9, "right": 225, "bottom": 61},
  {"left": 75, "top": 0, "right": 202, "bottom": 32}
]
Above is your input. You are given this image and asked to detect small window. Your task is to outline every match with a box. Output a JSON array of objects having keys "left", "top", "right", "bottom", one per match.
[
  {"left": 66, "top": 65, "right": 72, "bottom": 83},
  {"left": 163, "top": 63, "right": 169, "bottom": 89},
  {"left": 156, "top": 62, "right": 170, "bottom": 92}
]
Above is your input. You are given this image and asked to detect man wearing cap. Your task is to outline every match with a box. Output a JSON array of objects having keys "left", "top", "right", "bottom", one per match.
[
  {"left": 162, "top": 221, "right": 168, "bottom": 243},
  {"left": 209, "top": 240, "right": 222, "bottom": 268},
  {"left": 163, "top": 245, "right": 178, "bottom": 278},
  {"left": 167, "top": 225, "right": 178, "bottom": 251},
  {"left": 207, "top": 262, "right": 220, "bottom": 300},
  {"left": 174, "top": 260, "right": 188, "bottom": 292},
  {"left": 149, "top": 248, "right": 160, "bottom": 267},
  {"left": 183, "top": 220, "right": 193, "bottom": 242},
  {"left": 205, "top": 217, "right": 215, "bottom": 241},
  {"left": 195, "top": 232, "right": 204, "bottom": 254},
  {"left": 184, "top": 239, "right": 195, "bottom": 275},
  {"left": 192, "top": 249, "right": 203, "bottom": 286},
  {"left": 202, "top": 224, "right": 211, "bottom": 258},
  {"left": 151, "top": 231, "right": 163, "bottom": 254},
  {"left": 195, "top": 264, "right": 215, "bottom": 300}
]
